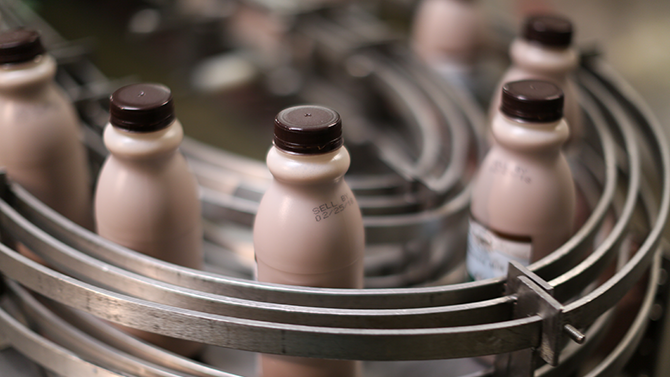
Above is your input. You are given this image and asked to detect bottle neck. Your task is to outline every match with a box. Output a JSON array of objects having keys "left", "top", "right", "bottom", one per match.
[
  {"left": 509, "top": 38, "right": 578, "bottom": 77},
  {"left": 103, "top": 119, "right": 183, "bottom": 161},
  {"left": 492, "top": 112, "right": 569, "bottom": 155},
  {"left": 0, "top": 54, "right": 56, "bottom": 96},
  {"left": 266, "top": 146, "right": 350, "bottom": 185}
]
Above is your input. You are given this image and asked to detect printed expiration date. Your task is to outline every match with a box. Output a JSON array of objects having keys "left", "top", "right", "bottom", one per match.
[
  {"left": 489, "top": 159, "right": 531, "bottom": 183},
  {"left": 313, "top": 194, "right": 354, "bottom": 222}
]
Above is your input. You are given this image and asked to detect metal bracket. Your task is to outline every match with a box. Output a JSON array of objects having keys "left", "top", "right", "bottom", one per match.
[{"left": 495, "top": 262, "right": 586, "bottom": 376}]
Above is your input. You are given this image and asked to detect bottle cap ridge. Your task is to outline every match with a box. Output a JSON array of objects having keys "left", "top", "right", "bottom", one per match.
[
  {"left": 110, "top": 83, "right": 175, "bottom": 132},
  {"left": 274, "top": 105, "right": 343, "bottom": 154},
  {"left": 0, "top": 29, "right": 45, "bottom": 65},
  {"left": 501, "top": 80, "right": 564, "bottom": 122}
]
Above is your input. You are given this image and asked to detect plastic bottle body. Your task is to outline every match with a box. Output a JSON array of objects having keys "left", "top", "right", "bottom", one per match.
[
  {"left": 0, "top": 54, "right": 92, "bottom": 228},
  {"left": 467, "top": 113, "right": 575, "bottom": 280},
  {"left": 94, "top": 119, "right": 203, "bottom": 355},
  {"left": 411, "top": 0, "right": 483, "bottom": 88},
  {"left": 255, "top": 176, "right": 365, "bottom": 287},
  {"left": 259, "top": 355, "right": 361, "bottom": 377},
  {"left": 254, "top": 146, "right": 364, "bottom": 377},
  {"left": 489, "top": 39, "right": 582, "bottom": 142}
]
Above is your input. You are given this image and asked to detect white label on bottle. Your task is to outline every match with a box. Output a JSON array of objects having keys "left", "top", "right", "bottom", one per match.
[{"left": 466, "top": 219, "right": 532, "bottom": 280}]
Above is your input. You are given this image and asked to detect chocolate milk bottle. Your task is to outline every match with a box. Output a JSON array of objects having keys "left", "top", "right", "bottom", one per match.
[
  {"left": 94, "top": 83, "right": 203, "bottom": 356},
  {"left": 254, "top": 105, "right": 365, "bottom": 377},
  {"left": 411, "top": 0, "right": 483, "bottom": 88},
  {"left": 0, "top": 29, "right": 92, "bottom": 229},
  {"left": 489, "top": 15, "right": 582, "bottom": 143},
  {"left": 467, "top": 80, "right": 575, "bottom": 280}
]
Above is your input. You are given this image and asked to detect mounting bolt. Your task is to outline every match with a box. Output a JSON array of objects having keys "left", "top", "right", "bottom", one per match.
[{"left": 564, "top": 324, "right": 586, "bottom": 344}]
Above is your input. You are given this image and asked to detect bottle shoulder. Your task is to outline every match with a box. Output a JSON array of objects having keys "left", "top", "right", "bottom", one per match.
[
  {"left": 491, "top": 113, "right": 569, "bottom": 153},
  {"left": 509, "top": 39, "right": 578, "bottom": 75},
  {"left": 0, "top": 54, "right": 57, "bottom": 91},
  {"left": 103, "top": 119, "right": 183, "bottom": 160},
  {"left": 266, "top": 146, "right": 350, "bottom": 184},
  {"left": 95, "top": 150, "right": 200, "bottom": 228}
]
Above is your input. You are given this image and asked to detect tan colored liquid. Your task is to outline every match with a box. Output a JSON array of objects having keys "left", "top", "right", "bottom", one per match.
[
  {"left": 412, "top": 0, "right": 483, "bottom": 68},
  {"left": 260, "top": 354, "right": 361, "bottom": 377},
  {"left": 95, "top": 120, "right": 203, "bottom": 356},
  {"left": 468, "top": 112, "right": 575, "bottom": 279},
  {"left": 489, "top": 39, "right": 582, "bottom": 143},
  {"left": 0, "top": 54, "right": 92, "bottom": 229},
  {"left": 254, "top": 146, "right": 364, "bottom": 377}
]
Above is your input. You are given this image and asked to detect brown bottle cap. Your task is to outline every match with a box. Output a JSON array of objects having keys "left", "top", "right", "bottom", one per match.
[
  {"left": 109, "top": 83, "right": 175, "bottom": 132},
  {"left": 501, "top": 80, "right": 564, "bottom": 122},
  {"left": 523, "top": 15, "right": 573, "bottom": 48},
  {"left": 274, "top": 105, "right": 343, "bottom": 154},
  {"left": 0, "top": 29, "right": 45, "bottom": 65}
]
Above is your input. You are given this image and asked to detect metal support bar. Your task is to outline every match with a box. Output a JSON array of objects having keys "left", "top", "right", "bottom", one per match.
[
  {"left": 0, "top": 171, "right": 16, "bottom": 249},
  {"left": 626, "top": 243, "right": 670, "bottom": 376},
  {"left": 496, "top": 262, "right": 587, "bottom": 376},
  {"left": 0, "top": 170, "right": 8, "bottom": 203}
]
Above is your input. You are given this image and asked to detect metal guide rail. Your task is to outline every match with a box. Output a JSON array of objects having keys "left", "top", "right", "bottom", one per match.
[{"left": 0, "top": 1, "right": 668, "bottom": 376}]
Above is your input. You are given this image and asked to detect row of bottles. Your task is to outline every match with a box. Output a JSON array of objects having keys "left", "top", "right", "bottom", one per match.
[
  {"left": 470, "top": 13, "right": 580, "bottom": 279},
  {"left": 412, "top": 1, "right": 582, "bottom": 142},
  {"left": 0, "top": 4, "right": 586, "bottom": 375},
  {"left": 0, "top": 27, "right": 366, "bottom": 374},
  {"left": 412, "top": 1, "right": 582, "bottom": 280},
  {"left": 0, "top": 29, "right": 202, "bottom": 355},
  {"left": 488, "top": 14, "right": 582, "bottom": 144}
]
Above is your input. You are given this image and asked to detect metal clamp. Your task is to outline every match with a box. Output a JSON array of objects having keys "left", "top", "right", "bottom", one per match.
[{"left": 495, "top": 262, "right": 587, "bottom": 376}]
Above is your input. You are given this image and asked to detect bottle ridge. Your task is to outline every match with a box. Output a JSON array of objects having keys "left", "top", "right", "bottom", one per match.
[{"left": 488, "top": 15, "right": 582, "bottom": 144}]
